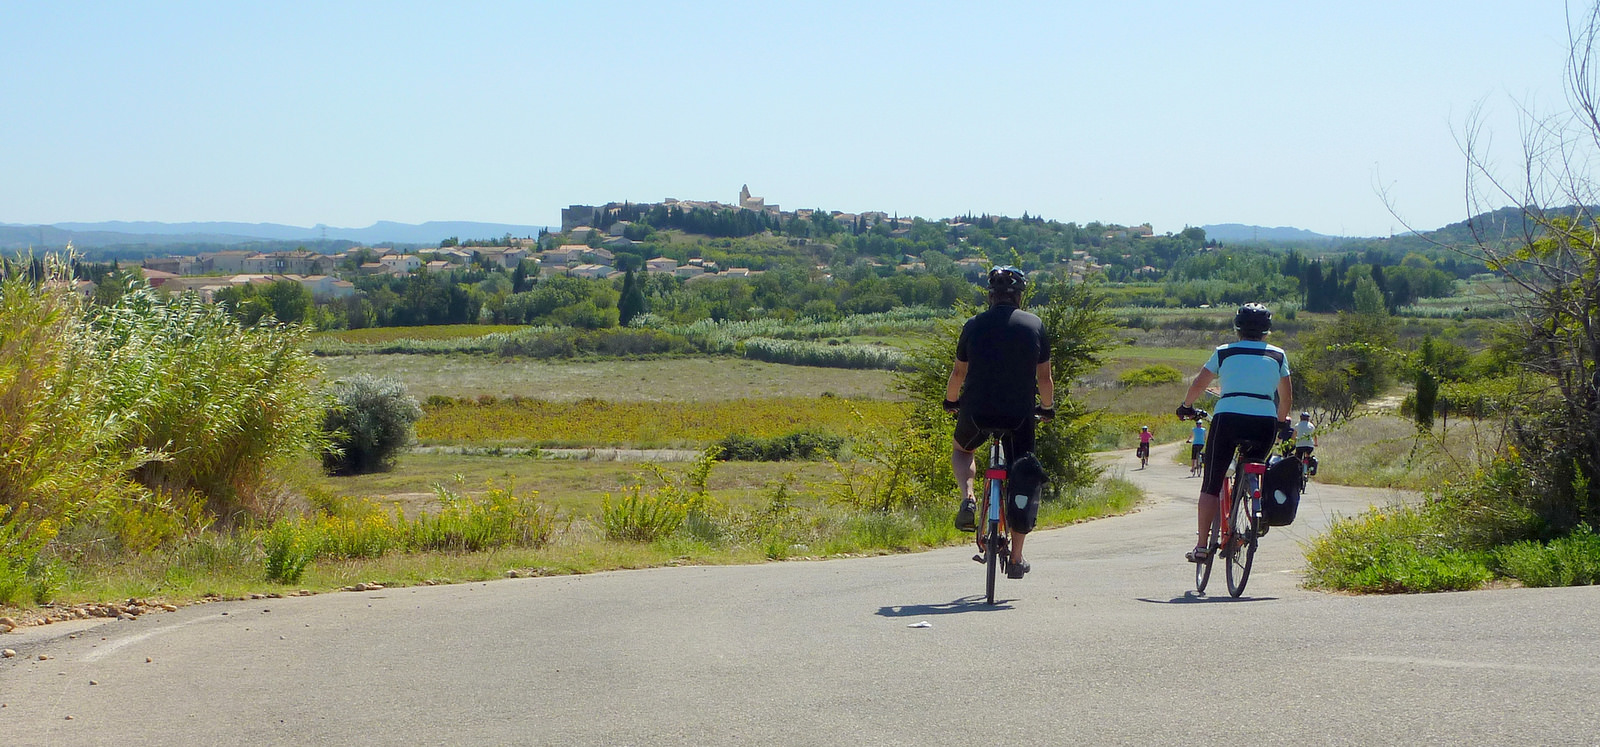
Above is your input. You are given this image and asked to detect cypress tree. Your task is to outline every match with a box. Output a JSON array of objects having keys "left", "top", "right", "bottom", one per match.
[{"left": 618, "top": 269, "right": 646, "bottom": 326}]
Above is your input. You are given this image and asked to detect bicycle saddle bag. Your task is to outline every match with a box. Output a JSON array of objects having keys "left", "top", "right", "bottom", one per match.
[{"left": 1260, "top": 458, "right": 1303, "bottom": 526}]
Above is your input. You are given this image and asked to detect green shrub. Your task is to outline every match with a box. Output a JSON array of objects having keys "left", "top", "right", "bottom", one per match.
[
  {"left": 0, "top": 505, "right": 59, "bottom": 605},
  {"left": 601, "top": 449, "right": 720, "bottom": 542},
  {"left": 1117, "top": 363, "right": 1183, "bottom": 387},
  {"left": 410, "top": 483, "right": 556, "bottom": 552},
  {"left": 1304, "top": 503, "right": 1493, "bottom": 593},
  {"left": 715, "top": 429, "right": 845, "bottom": 461},
  {"left": 322, "top": 375, "right": 423, "bottom": 475},
  {"left": 93, "top": 288, "right": 328, "bottom": 514},
  {"left": 601, "top": 485, "right": 688, "bottom": 542},
  {"left": 0, "top": 267, "right": 135, "bottom": 525},
  {"left": 1493, "top": 524, "right": 1600, "bottom": 587},
  {"left": 741, "top": 337, "right": 907, "bottom": 370},
  {"left": 262, "top": 518, "right": 316, "bottom": 584}
]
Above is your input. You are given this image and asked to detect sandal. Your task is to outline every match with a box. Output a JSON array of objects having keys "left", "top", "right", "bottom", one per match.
[{"left": 1185, "top": 546, "right": 1210, "bottom": 563}]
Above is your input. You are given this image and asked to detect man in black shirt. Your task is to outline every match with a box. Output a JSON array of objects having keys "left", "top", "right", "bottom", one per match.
[{"left": 942, "top": 266, "right": 1055, "bottom": 578}]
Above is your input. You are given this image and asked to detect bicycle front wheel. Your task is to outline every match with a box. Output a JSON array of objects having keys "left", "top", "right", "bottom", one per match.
[
  {"left": 1225, "top": 473, "right": 1257, "bottom": 598},
  {"left": 1195, "top": 513, "right": 1217, "bottom": 594},
  {"left": 985, "top": 522, "right": 1001, "bottom": 604}
]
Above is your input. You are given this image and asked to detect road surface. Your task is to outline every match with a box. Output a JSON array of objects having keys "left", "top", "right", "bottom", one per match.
[{"left": 3, "top": 442, "right": 1597, "bottom": 745}]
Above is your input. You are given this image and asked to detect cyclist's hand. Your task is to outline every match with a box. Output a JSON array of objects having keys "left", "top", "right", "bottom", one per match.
[
  {"left": 1175, "top": 403, "right": 1197, "bottom": 420},
  {"left": 1278, "top": 419, "right": 1295, "bottom": 443},
  {"left": 942, "top": 398, "right": 960, "bottom": 415},
  {"left": 1035, "top": 405, "right": 1055, "bottom": 424}
]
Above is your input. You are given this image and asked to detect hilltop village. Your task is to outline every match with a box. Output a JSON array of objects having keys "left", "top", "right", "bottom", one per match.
[{"left": 108, "top": 186, "right": 1133, "bottom": 304}]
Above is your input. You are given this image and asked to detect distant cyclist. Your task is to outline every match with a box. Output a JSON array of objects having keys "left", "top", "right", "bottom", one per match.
[
  {"left": 1293, "top": 412, "right": 1317, "bottom": 461},
  {"left": 1189, "top": 418, "right": 1207, "bottom": 477},
  {"left": 1136, "top": 425, "right": 1152, "bottom": 469},
  {"left": 944, "top": 266, "right": 1054, "bottom": 580},
  {"left": 1175, "top": 303, "right": 1294, "bottom": 563}
]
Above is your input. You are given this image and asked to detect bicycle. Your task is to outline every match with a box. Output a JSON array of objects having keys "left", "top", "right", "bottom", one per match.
[
  {"left": 970, "top": 431, "right": 1012, "bottom": 605},
  {"left": 1136, "top": 440, "right": 1150, "bottom": 469},
  {"left": 1193, "top": 443, "right": 1269, "bottom": 597},
  {"left": 1180, "top": 409, "right": 1275, "bottom": 598}
]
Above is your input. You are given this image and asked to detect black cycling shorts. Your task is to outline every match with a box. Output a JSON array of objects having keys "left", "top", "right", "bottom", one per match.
[
  {"left": 953, "top": 410, "right": 1035, "bottom": 458},
  {"left": 1200, "top": 412, "right": 1279, "bottom": 496},
  {"left": 1294, "top": 446, "right": 1314, "bottom": 459},
  {"left": 1191, "top": 444, "right": 1204, "bottom": 461}
]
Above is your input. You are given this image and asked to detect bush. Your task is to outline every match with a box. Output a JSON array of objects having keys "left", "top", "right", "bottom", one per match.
[
  {"left": 0, "top": 504, "right": 58, "bottom": 605},
  {"left": 1303, "top": 503, "right": 1492, "bottom": 592},
  {"left": 1117, "top": 364, "right": 1183, "bottom": 387},
  {"left": 263, "top": 518, "right": 316, "bottom": 584},
  {"left": 601, "top": 485, "right": 689, "bottom": 542},
  {"left": 322, "top": 376, "right": 423, "bottom": 475},
  {"left": 261, "top": 482, "right": 556, "bottom": 580},
  {"left": 602, "top": 449, "right": 719, "bottom": 542},
  {"left": 715, "top": 430, "right": 845, "bottom": 461},
  {"left": 1493, "top": 524, "right": 1600, "bottom": 587}
]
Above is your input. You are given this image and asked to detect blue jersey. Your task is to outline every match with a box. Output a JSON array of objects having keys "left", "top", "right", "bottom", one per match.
[
  {"left": 1203, "top": 340, "right": 1290, "bottom": 418},
  {"left": 1192, "top": 425, "right": 1207, "bottom": 444}
]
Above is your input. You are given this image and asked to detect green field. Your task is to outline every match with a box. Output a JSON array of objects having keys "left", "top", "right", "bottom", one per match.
[
  {"left": 319, "top": 355, "right": 902, "bottom": 402},
  {"left": 312, "top": 324, "right": 528, "bottom": 344},
  {"left": 298, "top": 453, "right": 841, "bottom": 518},
  {"left": 416, "top": 397, "right": 909, "bottom": 448}
]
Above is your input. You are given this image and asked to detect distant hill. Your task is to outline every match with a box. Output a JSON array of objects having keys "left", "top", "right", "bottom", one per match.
[
  {"left": 0, "top": 220, "right": 549, "bottom": 251},
  {"left": 1200, "top": 224, "right": 1348, "bottom": 243}
]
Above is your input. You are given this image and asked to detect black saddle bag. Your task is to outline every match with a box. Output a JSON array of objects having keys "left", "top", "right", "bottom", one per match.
[{"left": 1260, "top": 457, "right": 1303, "bottom": 527}]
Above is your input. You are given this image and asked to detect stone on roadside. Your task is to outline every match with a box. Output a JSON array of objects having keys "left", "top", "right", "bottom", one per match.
[
  {"left": 1, "top": 649, "right": 15, "bottom": 658},
  {"left": 161, "top": 604, "right": 177, "bottom": 612},
  {"left": 0, "top": 616, "right": 17, "bottom": 632}
]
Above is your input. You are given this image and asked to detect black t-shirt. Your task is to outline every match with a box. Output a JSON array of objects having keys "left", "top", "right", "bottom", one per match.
[{"left": 956, "top": 305, "right": 1051, "bottom": 420}]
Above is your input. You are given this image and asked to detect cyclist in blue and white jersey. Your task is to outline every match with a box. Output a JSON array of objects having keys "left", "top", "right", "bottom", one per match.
[{"left": 1175, "top": 303, "right": 1295, "bottom": 563}]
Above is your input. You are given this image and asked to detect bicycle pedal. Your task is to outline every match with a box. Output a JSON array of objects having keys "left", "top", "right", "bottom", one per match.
[{"left": 972, "top": 553, "right": 985, "bottom": 564}]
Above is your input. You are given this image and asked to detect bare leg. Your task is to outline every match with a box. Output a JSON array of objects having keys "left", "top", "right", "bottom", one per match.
[
  {"left": 1011, "top": 531, "right": 1026, "bottom": 563},
  {"left": 1196, "top": 492, "right": 1219, "bottom": 547},
  {"left": 951, "top": 442, "right": 976, "bottom": 501}
]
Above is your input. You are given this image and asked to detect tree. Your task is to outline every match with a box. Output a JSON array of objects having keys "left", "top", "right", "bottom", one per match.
[
  {"left": 1447, "top": 2, "right": 1600, "bottom": 529},
  {"left": 618, "top": 269, "right": 646, "bottom": 326},
  {"left": 1413, "top": 335, "right": 1440, "bottom": 430}
]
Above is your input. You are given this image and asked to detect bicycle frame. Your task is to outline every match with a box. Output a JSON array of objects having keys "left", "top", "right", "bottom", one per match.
[
  {"left": 1197, "top": 447, "right": 1268, "bottom": 597},
  {"left": 977, "top": 436, "right": 1010, "bottom": 604}
]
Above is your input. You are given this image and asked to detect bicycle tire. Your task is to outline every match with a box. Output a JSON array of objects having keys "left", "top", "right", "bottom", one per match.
[
  {"left": 1194, "top": 543, "right": 1213, "bottom": 593},
  {"left": 985, "top": 521, "right": 1000, "bottom": 604},
  {"left": 1225, "top": 469, "right": 1256, "bottom": 598}
]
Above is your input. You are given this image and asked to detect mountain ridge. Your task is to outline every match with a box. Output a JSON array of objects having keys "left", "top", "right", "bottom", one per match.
[{"left": 0, "top": 220, "right": 550, "bottom": 250}]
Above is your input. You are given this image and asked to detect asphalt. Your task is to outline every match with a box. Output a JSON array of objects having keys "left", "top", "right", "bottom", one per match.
[{"left": 2, "top": 441, "right": 1597, "bottom": 745}]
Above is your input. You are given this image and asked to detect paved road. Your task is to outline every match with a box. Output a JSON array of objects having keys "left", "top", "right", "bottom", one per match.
[{"left": 4, "top": 442, "right": 1598, "bottom": 745}]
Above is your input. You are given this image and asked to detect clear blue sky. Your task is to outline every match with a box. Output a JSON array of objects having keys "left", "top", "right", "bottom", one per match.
[{"left": 0, "top": 1, "right": 1577, "bottom": 236}]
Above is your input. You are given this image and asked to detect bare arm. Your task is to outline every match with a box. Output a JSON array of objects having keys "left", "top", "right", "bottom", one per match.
[
  {"left": 1183, "top": 367, "right": 1215, "bottom": 407},
  {"left": 1277, "top": 375, "right": 1293, "bottom": 421},
  {"left": 944, "top": 360, "right": 968, "bottom": 402},
  {"left": 1036, "top": 361, "right": 1054, "bottom": 408}
]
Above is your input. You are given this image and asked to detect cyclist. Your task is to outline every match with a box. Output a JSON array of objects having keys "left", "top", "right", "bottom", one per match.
[
  {"left": 1189, "top": 417, "right": 1207, "bottom": 477},
  {"left": 1293, "top": 411, "right": 1317, "bottom": 462},
  {"left": 1175, "top": 303, "right": 1295, "bottom": 563},
  {"left": 1136, "top": 425, "right": 1152, "bottom": 468},
  {"left": 944, "top": 266, "right": 1055, "bottom": 580}
]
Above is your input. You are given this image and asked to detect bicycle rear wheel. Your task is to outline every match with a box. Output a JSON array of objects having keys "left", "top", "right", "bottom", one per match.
[{"left": 1225, "top": 472, "right": 1257, "bottom": 598}]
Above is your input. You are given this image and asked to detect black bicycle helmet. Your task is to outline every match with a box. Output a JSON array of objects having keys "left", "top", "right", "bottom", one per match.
[
  {"left": 988, "top": 265, "right": 1026, "bottom": 291},
  {"left": 1300, "top": 411, "right": 1311, "bottom": 420},
  {"left": 1233, "top": 303, "right": 1272, "bottom": 336}
]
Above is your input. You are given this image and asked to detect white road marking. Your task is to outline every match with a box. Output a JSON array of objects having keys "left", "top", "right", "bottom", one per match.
[
  {"left": 1338, "top": 655, "right": 1599, "bottom": 675},
  {"left": 81, "top": 614, "right": 227, "bottom": 662}
]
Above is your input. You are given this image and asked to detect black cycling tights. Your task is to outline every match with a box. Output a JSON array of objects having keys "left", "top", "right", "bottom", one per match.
[{"left": 1199, "top": 412, "right": 1278, "bottom": 496}]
